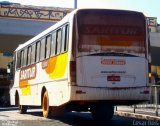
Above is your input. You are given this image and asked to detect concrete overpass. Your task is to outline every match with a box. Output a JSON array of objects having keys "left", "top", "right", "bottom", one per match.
[
  {"left": 0, "top": 3, "right": 72, "bottom": 52},
  {"left": 0, "top": 18, "right": 54, "bottom": 52}
]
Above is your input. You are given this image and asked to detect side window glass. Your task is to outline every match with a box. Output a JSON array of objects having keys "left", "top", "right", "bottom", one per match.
[
  {"left": 61, "top": 25, "right": 69, "bottom": 53},
  {"left": 16, "top": 51, "right": 21, "bottom": 69},
  {"left": 46, "top": 35, "right": 51, "bottom": 59},
  {"left": 40, "top": 38, "right": 45, "bottom": 61},
  {"left": 56, "top": 29, "right": 62, "bottom": 55},
  {"left": 27, "top": 46, "right": 32, "bottom": 65},
  {"left": 65, "top": 25, "right": 69, "bottom": 52},
  {"left": 31, "top": 44, "right": 36, "bottom": 64},
  {"left": 36, "top": 41, "right": 40, "bottom": 62},
  {"left": 20, "top": 50, "right": 24, "bottom": 68},
  {"left": 51, "top": 32, "right": 56, "bottom": 56},
  {"left": 23, "top": 48, "right": 27, "bottom": 67}
]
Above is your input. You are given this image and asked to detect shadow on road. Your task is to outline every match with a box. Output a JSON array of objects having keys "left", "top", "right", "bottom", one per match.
[
  {"left": 0, "top": 107, "right": 18, "bottom": 112},
  {"left": 26, "top": 111, "right": 135, "bottom": 126},
  {"left": 0, "top": 107, "right": 147, "bottom": 126}
]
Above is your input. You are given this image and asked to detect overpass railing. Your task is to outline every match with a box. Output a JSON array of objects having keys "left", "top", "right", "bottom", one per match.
[
  {"left": 116, "top": 84, "right": 160, "bottom": 116},
  {"left": 133, "top": 84, "right": 160, "bottom": 116}
]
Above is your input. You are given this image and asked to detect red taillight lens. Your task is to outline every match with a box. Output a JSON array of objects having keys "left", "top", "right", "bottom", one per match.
[
  {"left": 70, "top": 61, "right": 76, "bottom": 82},
  {"left": 107, "top": 75, "right": 120, "bottom": 81}
]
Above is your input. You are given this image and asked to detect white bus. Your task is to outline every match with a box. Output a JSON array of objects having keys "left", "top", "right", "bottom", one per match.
[{"left": 9, "top": 9, "right": 150, "bottom": 122}]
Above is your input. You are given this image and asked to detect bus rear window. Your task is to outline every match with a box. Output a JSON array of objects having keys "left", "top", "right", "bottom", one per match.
[{"left": 77, "top": 10, "right": 146, "bottom": 56}]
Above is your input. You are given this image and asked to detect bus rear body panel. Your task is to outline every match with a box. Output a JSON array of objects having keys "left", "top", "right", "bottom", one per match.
[
  {"left": 77, "top": 56, "right": 147, "bottom": 88},
  {"left": 70, "top": 9, "right": 150, "bottom": 104},
  {"left": 70, "top": 56, "right": 149, "bottom": 104}
]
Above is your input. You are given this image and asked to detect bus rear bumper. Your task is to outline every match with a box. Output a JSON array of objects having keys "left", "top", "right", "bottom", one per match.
[{"left": 70, "top": 86, "right": 150, "bottom": 104}]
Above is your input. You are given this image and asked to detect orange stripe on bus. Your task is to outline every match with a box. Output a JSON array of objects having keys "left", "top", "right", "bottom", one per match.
[
  {"left": 45, "top": 56, "right": 57, "bottom": 74},
  {"left": 96, "top": 36, "right": 144, "bottom": 46},
  {"left": 19, "top": 80, "right": 29, "bottom": 88},
  {"left": 44, "top": 53, "right": 68, "bottom": 79}
]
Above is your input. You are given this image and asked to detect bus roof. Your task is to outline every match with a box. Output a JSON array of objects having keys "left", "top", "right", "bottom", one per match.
[{"left": 15, "top": 8, "right": 145, "bottom": 52}]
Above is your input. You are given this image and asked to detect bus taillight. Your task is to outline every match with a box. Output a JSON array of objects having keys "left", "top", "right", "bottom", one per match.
[{"left": 70, "top": 61, "right": 76, "bottom": 82}]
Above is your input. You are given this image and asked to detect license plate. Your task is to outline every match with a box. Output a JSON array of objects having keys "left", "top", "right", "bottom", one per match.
[{"left": 107, "top": 75, "right": 120, "bottom": 81}]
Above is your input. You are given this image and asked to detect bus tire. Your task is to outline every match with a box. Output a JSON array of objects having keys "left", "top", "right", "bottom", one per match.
[
  {"left": 19, "top": 105, "right": 27, "bottom": 114},
  {"left": 91, "top": 103, "right": 114, "bottom": 123},
  {"left": 42, "top": 90, "right": 51, "bottom": 118}
]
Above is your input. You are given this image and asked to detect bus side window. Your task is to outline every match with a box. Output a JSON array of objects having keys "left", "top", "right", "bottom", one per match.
[
  {"left": 46, "top": 35, "right": 51, "bottom": 59},
  {"left": 27, "top": 46, "right": 32, "bottom": 66},
  {"left": 16, "top": 51, "right": 21, "bottom": 69},
  {"left": 23, "top": 48, "right": 27, "bottom": 67},
  {"left": 51, "top": 32, "right": 56, "bottom": 56},
  {"left": 65, "top": 25, "right": 69, "bottom": 52},
  {"left": 56, "top": 29, "right": 62, "bottom": 55},
  {"left": 36, "top": 41, "right": 41, "bottom": 63},
  {"left": 61, "top": 24, "right": 69, "bottom": 53},
  {"left": 31, "top": 44, "right": 36, "bottom": 64},
  {"left": 40, "top": 38, "right": 46, "bottom": 61},
  {"left": 20, "top": 50, "right": 24, "bottom": 68}
]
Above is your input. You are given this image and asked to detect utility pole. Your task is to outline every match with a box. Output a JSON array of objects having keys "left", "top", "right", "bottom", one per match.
[{"left": 74, "top": 0, "right": 77, "bottom": 9}]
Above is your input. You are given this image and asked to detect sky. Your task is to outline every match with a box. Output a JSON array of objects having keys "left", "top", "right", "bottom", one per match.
[{"left": 1, "top": 0, "right": 160, "bottom": 23}]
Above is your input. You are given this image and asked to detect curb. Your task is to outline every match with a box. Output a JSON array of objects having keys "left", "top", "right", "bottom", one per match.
[{"left": 114, "top": 111, "right": 160, "bottom": 121}]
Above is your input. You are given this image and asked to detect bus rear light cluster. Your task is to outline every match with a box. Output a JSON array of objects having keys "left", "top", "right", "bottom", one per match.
[
  {"left": 140, "top": 90, "right": 149, "bottom": 94},
  {"left": 76, "top": 90, "right": 86, "bottom": 94},
  {"left": 148, "top": 63, "right": 151, "bottom": 83}
]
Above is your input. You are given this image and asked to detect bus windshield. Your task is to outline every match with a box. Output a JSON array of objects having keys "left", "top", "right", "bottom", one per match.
[{"left": 77, "top": 10, "right": 146, "bottom": 57}]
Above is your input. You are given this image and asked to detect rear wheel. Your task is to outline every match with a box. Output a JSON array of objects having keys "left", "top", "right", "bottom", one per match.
[
  {"left": 91, "top": 103, "right": 114, "bottom": 123},
  {"left": 19, "top": 105, "right": 27, "bottom": 114},
  {"left": 42, "top": 91, "right": 51, "bottom": 118}
]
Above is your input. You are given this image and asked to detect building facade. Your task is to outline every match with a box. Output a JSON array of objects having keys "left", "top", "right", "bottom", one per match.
[{"left": 147, "top": 17, "right": 160, "bottom": 83}]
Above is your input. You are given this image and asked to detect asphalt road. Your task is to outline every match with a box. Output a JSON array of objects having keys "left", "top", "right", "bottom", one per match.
[{"left": 0, "top": 107, "right": 159, "bottom": 126}]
